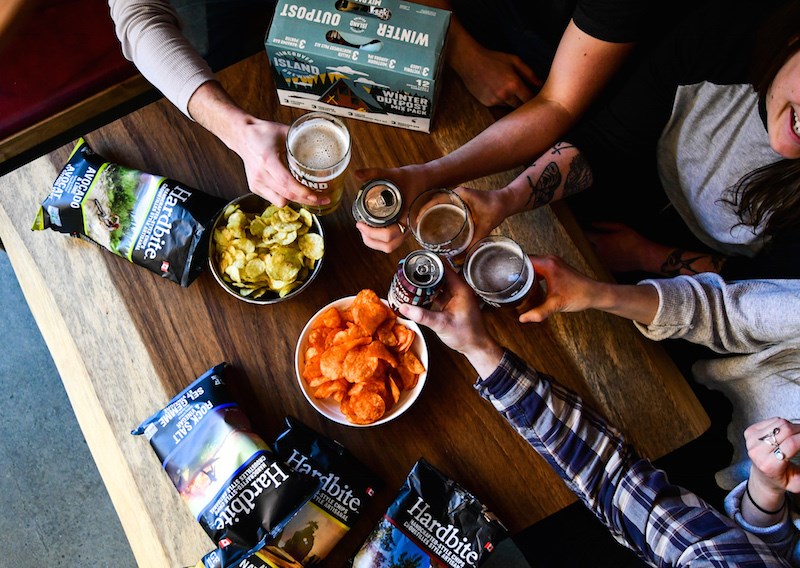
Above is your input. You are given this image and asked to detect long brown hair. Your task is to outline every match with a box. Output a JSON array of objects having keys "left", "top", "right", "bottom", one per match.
[{"left": 727, "top": 1, "right": 800, "bottom": 236}]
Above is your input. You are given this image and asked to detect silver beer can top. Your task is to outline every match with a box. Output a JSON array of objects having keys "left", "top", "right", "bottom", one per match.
[
  {"left": 403, "top": 250, "right": 444, "bottom": 289},
  {"left": 352, "top": 179, "right": 403, "bottom": 227}
]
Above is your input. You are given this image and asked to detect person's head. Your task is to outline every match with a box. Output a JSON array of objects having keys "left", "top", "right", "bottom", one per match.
[
  {"left": 753, "top": 2, "right": 800, "bottom": 158},
  {"left": 727, "top": 3, "right": 800, "bottom": 239}
]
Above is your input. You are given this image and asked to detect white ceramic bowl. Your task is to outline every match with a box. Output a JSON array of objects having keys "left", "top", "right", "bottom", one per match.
[
  {"left": 208, "top": 193, "right": 324, "bottom": 305},
  {"left": 295, "top": 296, "right": 428, "bottom": 427}
]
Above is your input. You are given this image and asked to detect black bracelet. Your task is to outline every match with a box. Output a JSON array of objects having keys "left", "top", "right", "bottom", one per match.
[{"left": 745, "top": 482, "right": 787, "bottom": 515}]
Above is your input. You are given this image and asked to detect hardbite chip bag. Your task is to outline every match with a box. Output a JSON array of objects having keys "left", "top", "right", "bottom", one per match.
[
  {"left": 351, "top": 459, "right": 507, "bottom": 568},
  {"left": 199, "top": 416, "right": 383, "bottom": 568},
  {"left": 32, "top": 137, "right": 226, "bottom": 286},
  {"left": 132, "top": 363, "right": 320, "bottom": 568}
]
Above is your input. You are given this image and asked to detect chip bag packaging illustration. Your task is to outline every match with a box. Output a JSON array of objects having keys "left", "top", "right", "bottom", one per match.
[
  {"left": 351, "top": 459, "right": 507, "bottom": 568},
  {"left": 33, "top": 138, "right": 226, "bottom": 286},
  {"left": 265, "top": 0, "right": 450, "bottom": 132},
  {"left": 132, "top": 364, "right": 320, "bottom": 568},
  {"left": 199, "top": 416, "right": 383, "bottom": 567}
]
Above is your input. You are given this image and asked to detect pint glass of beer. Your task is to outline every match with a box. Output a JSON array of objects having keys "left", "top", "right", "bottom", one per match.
[
  {"left": 286, "top": 112, "right": 351, "bottom": 216},
  {"left": 407, "top": 188, "right": 474, "bottom": 265},
  {"left": 463, "top": 236, "right": 543, "bottom": 312}
]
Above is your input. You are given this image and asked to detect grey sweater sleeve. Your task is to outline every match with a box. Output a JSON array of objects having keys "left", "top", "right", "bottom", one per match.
[
  {"left": 108, "top": 0, "right": 215, "bottom": 117},
  {"left": 633, "top": 274, "right": 800, "bottom": 354}
]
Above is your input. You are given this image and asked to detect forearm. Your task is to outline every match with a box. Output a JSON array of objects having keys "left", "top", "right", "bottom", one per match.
[
  {"left": 636, "top": 274, "right": 800, "bottom": 351},
  {"left": 187, "top": 81, "right": 253, "bottom": 153},
  {"left": 477, "top": 352, "right": 790, "bottom": 566},
  {"left": 417, "top": 97, "right": 573, "bottom": 189}
]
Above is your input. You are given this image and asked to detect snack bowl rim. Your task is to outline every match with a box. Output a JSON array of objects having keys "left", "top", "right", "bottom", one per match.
[
  {"left": 208, "top": 193, "right": 324, "bottom": 305},
  {"left": 295, "top": 295, "right": 428, "bottom": 427}
]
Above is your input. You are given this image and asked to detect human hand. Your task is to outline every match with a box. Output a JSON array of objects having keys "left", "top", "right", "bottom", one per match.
[
  {"left": 397, "top": 266, "right": 503, "bottom": 377},
  {"left": 451, "top": 43, "right": 541, "bottom": 108},
  {"left": 746, "top": 418, "right": 800, "bottom": 497},
  {"left": 231, "top": 118, "right": 323, "bottom": 207},
  {"left": 353, "top": 164, "right": 427, "bottom": 253},
  {"left": 518, "top": 255, "right": 602, "bottom": 323},
  {"left": 453, "top": 186, "right": 510, "bottom": 248}
]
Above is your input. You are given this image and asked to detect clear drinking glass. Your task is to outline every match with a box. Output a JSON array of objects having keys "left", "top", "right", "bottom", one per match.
[
  {"left": 463, "top": 235, "right": 543, "bottom": 311},
  {"left": 407, "top": 188, "right": 474, "bottom": 265},
  {"left": 286, "top": 111, "right": 351, "bottom": 216}
]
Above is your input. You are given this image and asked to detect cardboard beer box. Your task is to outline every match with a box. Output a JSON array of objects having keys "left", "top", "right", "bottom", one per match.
[{"left": 265, "top": 0, "right": 450, "bottom": 132}]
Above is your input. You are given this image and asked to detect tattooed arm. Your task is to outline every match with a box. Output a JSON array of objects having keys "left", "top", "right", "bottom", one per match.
[{"left": 488, "top": 142, "right": 594, "bottom": 215}]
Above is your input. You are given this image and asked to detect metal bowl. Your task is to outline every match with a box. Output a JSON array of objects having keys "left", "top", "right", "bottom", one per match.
[{"left": 207, "top": 193, "right": 324, "bottom": 305}]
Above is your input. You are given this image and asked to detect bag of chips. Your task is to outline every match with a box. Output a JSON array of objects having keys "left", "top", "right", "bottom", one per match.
[
  {"left": 199, "top": 416, "right": 383, "bottom": 568},
  {"left": 351, "top": 459, "right": 507, "bottom": 568},
  {"left": 33, "top": 137, "right": 226, "bottom": 286},
  {"left": 132, "top": 363, "right": 320, "bottom": 568}
]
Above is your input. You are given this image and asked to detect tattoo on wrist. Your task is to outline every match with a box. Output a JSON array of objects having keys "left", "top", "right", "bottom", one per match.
[
  {"left": 549, "top": 142, "right": 576, "bottom": 155},
  {"left": 661, "top": 249, "right": 707, "bottom": 276},
  {"left": 564, "top": 153, "right": 592, "bottom": 196},
  {"left": 525, "top": 161, "right": 561, "bottom": 209}
]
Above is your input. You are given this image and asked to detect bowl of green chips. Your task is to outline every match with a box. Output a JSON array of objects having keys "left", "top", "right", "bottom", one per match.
[{"left": 208, "top": 193, "right": 325, "bottom": 304}]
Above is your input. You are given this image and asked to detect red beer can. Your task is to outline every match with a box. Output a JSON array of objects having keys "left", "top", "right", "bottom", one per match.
[{"left": 388, "top": 250, "right": 445, "bottom": 312}]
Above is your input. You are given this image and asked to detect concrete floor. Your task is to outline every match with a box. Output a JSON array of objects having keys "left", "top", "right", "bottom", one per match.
[{"left": 0, "top": 250, "right": 136, "bottom": 567}]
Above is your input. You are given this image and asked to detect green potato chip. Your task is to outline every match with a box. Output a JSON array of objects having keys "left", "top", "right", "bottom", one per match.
[
  {"left": 249, "top": 217, "right": 268, "bottom": 238},
  {"left": 298, "top": 233, "right": 324, "bottom": 260},
  {"left": 278, "top": 281, "right": 303, "bottom": 297},
  {"left": 244, "top": 258, "right": 267, "bottom": 280},
  {"left": 276, "top": 207, "right": 300, "bottom": 223}
]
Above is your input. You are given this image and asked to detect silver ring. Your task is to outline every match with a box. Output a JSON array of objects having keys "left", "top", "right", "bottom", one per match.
[
  {"left": 759, "top": 427, "right": 781, "bottom": 448},
  {"left": 774, "top": 446, "right": 786, "bottom": 461}
]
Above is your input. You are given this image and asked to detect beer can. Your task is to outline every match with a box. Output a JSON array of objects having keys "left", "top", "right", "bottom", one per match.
[
  {"left": 352, "top": 179, "right": 403, "bottom": 228},
  {"left": 387, "top": 250, "right": 444, "bottom": 312}
]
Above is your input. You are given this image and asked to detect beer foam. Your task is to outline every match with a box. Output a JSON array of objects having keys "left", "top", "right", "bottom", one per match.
[{"left": 288, "top": 119, "right": 350, "bottom": 171}]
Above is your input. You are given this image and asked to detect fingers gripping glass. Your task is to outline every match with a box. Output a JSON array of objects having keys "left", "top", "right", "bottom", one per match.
[{"left": 286, "top": 112, "right": 351, "bottom": 216}]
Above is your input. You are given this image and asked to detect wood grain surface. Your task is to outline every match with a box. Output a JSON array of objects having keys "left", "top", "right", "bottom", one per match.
[{"left": 0, "top": 52, "right": 709, "bottom": 567}]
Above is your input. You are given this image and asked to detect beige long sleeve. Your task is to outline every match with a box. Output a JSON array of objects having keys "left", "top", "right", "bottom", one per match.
[{"left": 108, "top": 0, "right": 215, "bottom": 116}]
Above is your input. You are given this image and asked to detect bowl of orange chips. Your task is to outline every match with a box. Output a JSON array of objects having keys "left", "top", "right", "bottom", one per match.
[{"left": 295, "top": 289, "right": 428, "bottom": 427}]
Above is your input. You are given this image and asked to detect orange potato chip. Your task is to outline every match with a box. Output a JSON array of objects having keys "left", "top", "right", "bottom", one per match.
[
  {"left": 330, "top": 322, "right": 370, "bottom": 347},
  {"left": 396, "top": 366, "right": 419, "bottom": 391},
  {"left": 308, "top": 328, "right": 330, "bottom": 350},
  {"left": 394, "top": 323, "right": 415, "bottom": 353},
  {"left": 343, "top": 346, "right": 379, "bottom": 383},
  {"left": 401, "top": 351, "right": 425, "bottom": 374},
  {"left": 317, "top": 306, "right": 342, "bottom": 329},
  {"left": 387, "top": 376, "right": 401, "bottom": 404},
  {"left": 319, "top": 337, "right": 371, "bottom": 380},
  {"left": 314, "top": 378, "right": 348, "bottom": 400},
  {"left": 302, "top": 355, "right": 322, "bottom": 381},
  {"left": 352, "top": 290, "right": 391, "bottom": 335},
  {"left": 364, "top": 340, "right": 398, "bottom": 368},
  {"left": 376, "top": 319, "right": 398, "bottom": 347}
]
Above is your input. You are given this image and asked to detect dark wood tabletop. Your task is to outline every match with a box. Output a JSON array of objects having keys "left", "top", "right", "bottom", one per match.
[{"left": 0, "top": 52, "right": 709, "bottom": 567}]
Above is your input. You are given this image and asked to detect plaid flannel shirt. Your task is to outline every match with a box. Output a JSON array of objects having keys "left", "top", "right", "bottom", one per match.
[{"left": 475, "top": 350, "right": 791, "bottom": 567}]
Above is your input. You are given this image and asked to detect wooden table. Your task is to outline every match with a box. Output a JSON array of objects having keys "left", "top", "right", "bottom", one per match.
[{"left": 0, "top": 52, "right": 709, "bottom": 567}]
